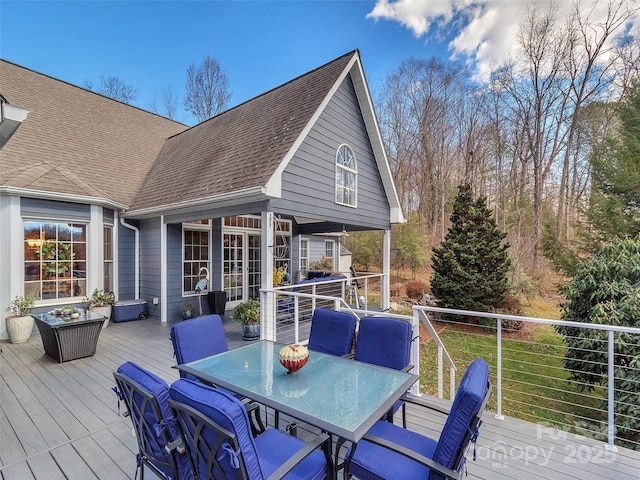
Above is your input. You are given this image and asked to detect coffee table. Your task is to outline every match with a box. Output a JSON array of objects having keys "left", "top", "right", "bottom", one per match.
[{"left": 33, "top": 311, "right": 106, "bottom": 362}]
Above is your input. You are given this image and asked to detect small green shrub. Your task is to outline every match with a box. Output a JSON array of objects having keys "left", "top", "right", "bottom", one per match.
[{"left": 232, "top": 298, "right": 260, "bottom": 325}]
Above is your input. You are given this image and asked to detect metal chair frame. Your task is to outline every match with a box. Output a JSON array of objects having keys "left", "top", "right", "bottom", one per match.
[{"left": 113, "top": 371, "right": 187, "bottom": 480}]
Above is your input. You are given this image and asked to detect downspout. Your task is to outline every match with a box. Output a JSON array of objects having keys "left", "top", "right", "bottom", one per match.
[{"left": 120, "top": 217, "right": 140, "bottom": 299}]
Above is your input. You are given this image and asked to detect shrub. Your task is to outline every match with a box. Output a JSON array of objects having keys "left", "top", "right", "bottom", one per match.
[
  {"left": 390, "top": 283, "right": 404, "bottom": 297},
  {"left": 557, "top": 235, "right": 640, "bottom": 448},
  {"left": 406, "top": 280, "right": 428, "bottom": 300}
]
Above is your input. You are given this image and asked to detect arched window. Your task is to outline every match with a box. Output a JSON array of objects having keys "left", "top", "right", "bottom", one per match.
[{"left": 335, "top": 144, "right": 357, "bottom": 207}]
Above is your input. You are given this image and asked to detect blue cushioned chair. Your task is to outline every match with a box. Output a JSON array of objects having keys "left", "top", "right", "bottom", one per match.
[
  {"left": 307, "top": 308, "right": 357, "bottom": 357},
  {"left": 113, "top": 362, "right": 194, "bottom": 480},
  {"left": 171, "top": 314, "right": 265, "bottom": 435},
  {"left": 171, "top": 315, "right": 229, "bottom": 382},
  {"left": 169, "top": 378, "right": 331, "bottom": 480},
  {"left": 354, "top": 316, "right": 414, "bottom": 426},
  {"left": 346, "top": 358, "right": 492, "bottom": 480}
]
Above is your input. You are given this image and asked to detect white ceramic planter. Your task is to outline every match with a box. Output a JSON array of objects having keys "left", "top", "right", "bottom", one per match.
[
  {"left": 6, "top": 315, "right": 35, "bottom": 343},
  {"left": 90, "top": 305, "right": 112, "bottom": 329}
]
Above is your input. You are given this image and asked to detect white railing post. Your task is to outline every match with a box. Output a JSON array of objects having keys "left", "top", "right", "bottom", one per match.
[
  {"left": 607, "top": 330, "right": 618, "bottom": 451},
  {"left": 293, "top": 297, "right": 299, "bottom": 344},
  {"left": 409, "top": 311, "right": 420, "bottom": 395},
  {"left": 496, "top": 318, "right": 504, "bottom": 420},
  {"left": 437, "top": 345, "right": 443, "bottom": 398}
]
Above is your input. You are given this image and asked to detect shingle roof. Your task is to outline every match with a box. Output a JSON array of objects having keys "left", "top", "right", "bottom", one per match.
[
  {"left": 0, "top": 60, "right": 187, "bottom": 206},
  {"left": 128, "top": 50, "right": 357, "bottom": 212}
]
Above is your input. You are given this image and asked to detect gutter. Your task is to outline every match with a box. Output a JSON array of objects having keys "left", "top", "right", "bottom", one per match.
[
  {"left": 0, "top": 186, "right": 127, "bottom": 211},
  {"left": 122, "top": 186, "right": 270, "bottom": 219},
  {"left": 119, "top": 217, "right": 140, "bottom": 299}
]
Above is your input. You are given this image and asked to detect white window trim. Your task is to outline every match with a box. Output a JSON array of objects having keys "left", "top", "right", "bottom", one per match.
[
  {"left": 325, "top": 240, "right": 335, "bottom": 270},
  {"left": 182, "top": 221, "right": 211, "bottom": 296},
  {"left": 23, "top": 217, "right": 89, "bottom": 306},
  {"left": 335, "top": 143, "right": 357, "bottom": 208},
  {"left": 299, "top": 237, "right": 309, "bottom": 277}
]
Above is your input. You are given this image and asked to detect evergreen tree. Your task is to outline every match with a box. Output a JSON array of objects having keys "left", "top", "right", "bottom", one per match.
[
  {"left": 430, "top": 183, "right": 511, "bottom": 314},
  {"left": 587, "top": 81, "right": 640, "bottom": 242}
]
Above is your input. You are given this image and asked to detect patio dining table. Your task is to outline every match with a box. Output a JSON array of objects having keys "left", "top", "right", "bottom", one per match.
[{"left": 176, "top": 339, "right": 418, "bottom": 472}]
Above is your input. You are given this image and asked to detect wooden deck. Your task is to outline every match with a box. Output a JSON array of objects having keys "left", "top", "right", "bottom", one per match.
[{"left": 1, "top": 316, "right": 639, "bottom": 480}]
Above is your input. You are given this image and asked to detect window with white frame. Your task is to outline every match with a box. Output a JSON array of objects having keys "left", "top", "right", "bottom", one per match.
[
  {"left": 300, "top": 238, "right": 309, "bottom": 274},
  {"left": 325, "top": 240, "right": 335, "bottom": 269},
  {"left": 336, "top": 144, "right": 357, "bottom": 207},
  {"left": 24, "top": 221, "right": 87, "bottom": 302},
  {"left": 103, "top": 225, "right": 114, "bottom": 293},
  {"left": 183, "top": 221, "right": 210, "bottom": 294}
]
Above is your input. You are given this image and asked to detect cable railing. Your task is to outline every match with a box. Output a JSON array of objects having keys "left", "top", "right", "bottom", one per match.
[
  {"left": 260, "top": 276, "right": 457, "bottom": 397},
  {"left": 414, "top": 305, "right": 640, "bottom": 452}
]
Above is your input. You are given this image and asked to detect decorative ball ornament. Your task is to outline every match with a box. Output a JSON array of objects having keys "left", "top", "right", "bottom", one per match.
[{"left": 278, "top": 344, "right": 310, "bottom": 373}]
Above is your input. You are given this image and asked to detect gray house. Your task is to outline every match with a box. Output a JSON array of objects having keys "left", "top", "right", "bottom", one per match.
[{"left": 0, "top": 50, "right": 404, "bottom": 338}]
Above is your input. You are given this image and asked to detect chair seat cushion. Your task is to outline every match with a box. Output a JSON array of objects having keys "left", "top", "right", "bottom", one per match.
[
  {"left": 307, "top": 308, "right": 356, "bottom": 357},
  {"left": 170, "top": 379, "right": 327, "bottom": 480},
  {"left": 171, "top": 315, "right": 228, "bottom": 381},
  {"left": 348, "top": 420, "right": 437, "bottom": 480},
  {"left": 355, "top": 317, "right": 412, "bottom": 370},
  {"left": 170, "top": 378, "right": 263, "bottom": 479},
  {"left": 254, "top": 428, "right": 327, "bottom": 480},
  {"left": 433, "top": 358, "right": 489, "bottom": 471},
  {"left": 117, "top": 362, "right": 193, "bottom": 480}
]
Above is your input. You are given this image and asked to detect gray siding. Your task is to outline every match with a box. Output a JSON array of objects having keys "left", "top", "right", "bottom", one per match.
[
  {"left": 166, "top": 223, "right": 196, "bottom": 321},
  {"left": 117, "top": 221, "right": 136, "bottom": 300},
  {"left": 139, "top": 218, "right": 162, "bottom": 317},
  {"left": 273, "top": 75, "right": 390, "bottom": 230},
  {"left": 21, "top": 198, "right": 91, "bottom": 220}
]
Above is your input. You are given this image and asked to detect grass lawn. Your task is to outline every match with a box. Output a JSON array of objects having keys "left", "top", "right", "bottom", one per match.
[{"left": 416, "top": 298, "right": 608, "bottom": 439}]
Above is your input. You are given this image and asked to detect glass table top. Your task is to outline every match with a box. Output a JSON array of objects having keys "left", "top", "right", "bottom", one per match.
[
  {"left": 33, "top": 310, "right": 106, "bottom": 326},
  {"left": 179, "top": 340, "right": 418, "bottom": 442}
]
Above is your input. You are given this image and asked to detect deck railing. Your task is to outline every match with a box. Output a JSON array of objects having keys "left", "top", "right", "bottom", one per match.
[
  {"left": 260, "top": 287, "right": 639, "bottom": 451},
  {"left": 414, "top": 306, "right": 640, "bottom": 452}
]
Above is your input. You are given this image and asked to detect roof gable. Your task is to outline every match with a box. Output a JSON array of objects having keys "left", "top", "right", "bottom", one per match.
[
  {"left": 0, "top": 60, "right": 187, "bottom": 207},
  {"left": 129, "top": 51, "right": 356, "bottom": 213},
  {"left": 2, "top": 161, "right": 111, "bottom": 199}
]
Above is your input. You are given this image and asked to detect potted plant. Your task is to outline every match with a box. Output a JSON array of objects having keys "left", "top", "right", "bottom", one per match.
[
  {"left": 83, "top": 289, "right": 115, "bottom": 329},
  {"left": 5, "top": 295, "right": 35, "bottom": 343},
  {"left": 232, "top": 298, "right": 261, "bottom": 341},
  {"left": 181, "top": 302, "right": 196, "bottom": 320}
]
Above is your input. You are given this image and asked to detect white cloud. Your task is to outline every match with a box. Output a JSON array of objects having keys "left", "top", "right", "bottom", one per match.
[{"left": 367, "top": 0, "right": 639, "bottom": 82}]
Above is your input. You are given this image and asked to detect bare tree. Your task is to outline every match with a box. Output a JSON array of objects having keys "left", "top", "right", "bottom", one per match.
[
  {"left": 150, "top": 85, "right": 179, "bottom": 120},
  {"left": 83, "top": 75, "right": 138, "bottom": 103},
  {"left": 556, "top": 0, "right": 637, "bottom": 243},
  {"left": 183, "top": 55, "right": 232, "bottom": 122},
  {"left": 376, "top": 57, "right": 484, "bottom": 243}
]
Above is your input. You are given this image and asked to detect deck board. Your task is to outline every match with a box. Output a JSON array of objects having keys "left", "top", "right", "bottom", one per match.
[{"left": 1, "top": 315, "right": 639, "bottom": 480}]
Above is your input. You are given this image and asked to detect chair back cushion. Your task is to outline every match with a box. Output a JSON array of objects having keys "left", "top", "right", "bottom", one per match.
[
  {"left": 171, "top": 314, "right": 228, "bottom": 379},
  {"left": 431, "top": 358, "right": 490, "bottom": 480},
  {"left": 355, "top": 316, "right": 412, "bottom": 370},
  {"left": 307, "top": 308, "right": 356, "bottom": 356},
  {"left": 115, "top": 361, "right": 193, "bottom": 480},
  {"left": 170, "top": 378, "right": 263, "bottom": 480}
]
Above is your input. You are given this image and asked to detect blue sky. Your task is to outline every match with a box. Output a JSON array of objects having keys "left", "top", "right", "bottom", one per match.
[
  {"left": 2, "top": 1, "right": 450, "bottom": 124},
  {"left": 2, "top": 1, "right": 636, "bottom": 125}
]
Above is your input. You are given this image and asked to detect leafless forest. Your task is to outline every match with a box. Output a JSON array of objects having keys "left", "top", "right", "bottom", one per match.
[{"left": 371, "top": 1, "right": 639, "bottom": 289}]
